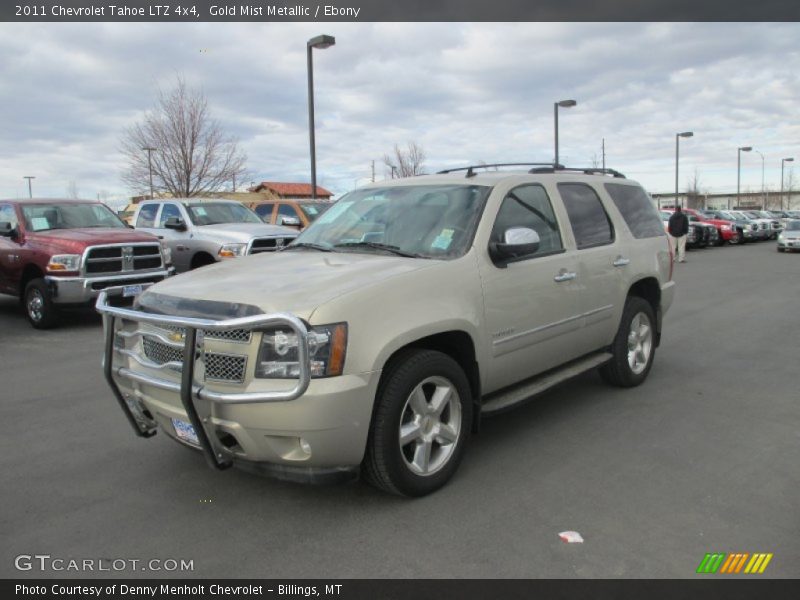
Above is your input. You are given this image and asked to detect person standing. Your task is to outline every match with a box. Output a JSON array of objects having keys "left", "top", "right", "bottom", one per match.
[{"left": 668, "top": 206, "right": 690, "bottom": 263}]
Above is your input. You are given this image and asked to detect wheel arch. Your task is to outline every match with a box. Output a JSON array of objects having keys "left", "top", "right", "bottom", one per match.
[
  {"left": 377, "top": 330, "right": 482, "bottom": 433},
  {"left": 627, "top": 277, "right": 662, "bottom": 346},
  {"left": 191, "top": 251, "right": 216, "bottom": 269},
  {"left": 19, "top": 263, "right": 45, "bottom": 298}
]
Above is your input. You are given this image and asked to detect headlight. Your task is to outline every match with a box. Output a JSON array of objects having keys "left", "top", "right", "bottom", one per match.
[
  {"left": 721, "top": 224, "right": 731, "bottom": 231},
  {"left": 46, "top": 254, "right": 81, "bottom": 272},
  {"left": 777, "top": 234, "right": 784, "bottom": 241},
  {"left": 161, "top": 245, "right": 172, "bottom": 265},
  {"left": 255, "top": 323, "right": 347, "bottom": 379},
  {"left": 218, "top": 243, "right": 247, "bottom": 258}
]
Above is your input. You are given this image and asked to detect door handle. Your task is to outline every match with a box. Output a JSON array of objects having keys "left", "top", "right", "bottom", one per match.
[
  {"left": 554, "top": 270, "right": 577, "bottom": 283},
  {"left": 613, "top": 256, "right": 631, "bottom": 267}
]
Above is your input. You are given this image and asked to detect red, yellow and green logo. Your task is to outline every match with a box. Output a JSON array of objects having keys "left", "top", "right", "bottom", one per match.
[{"left": 696, "top": 553, "right": 773, "bottom": 574}]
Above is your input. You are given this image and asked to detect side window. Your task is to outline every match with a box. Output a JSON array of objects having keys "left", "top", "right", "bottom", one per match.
[
  {"left": 255, "top": 203, "right": 274, "bottom": 220},
  {"left": 604, "top": 183, "right": 665, "bottom": 239},
  {"left": 559, "top": 183, "right": 614, "bottom": 249},
  {"left": 0, "top": 204, "right": 18, "bottom": 228},
  {"left": 491, "top": 185, "right": 563, "bottom": 260},
  {"left": 157, "top": 203, "right": 182, "bottom": 228},
  {"left": 136, "top": 203, "right": 159, "bottom": 228},
  {"left": 278, "top": 204, "right": 300, "bottom": 219}
]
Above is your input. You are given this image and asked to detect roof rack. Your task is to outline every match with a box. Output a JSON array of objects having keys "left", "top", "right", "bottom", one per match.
[
  {"left": 436, "top": 163, "right": 626, "bottom": 179},
  {"left": 527, "top": 166, "right": 626, "bottom": 179}
]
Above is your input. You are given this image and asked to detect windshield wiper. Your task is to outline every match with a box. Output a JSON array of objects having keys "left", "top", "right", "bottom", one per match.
[
  {"left": 283, "top": 242, "right": 333, "bottom": 252},
  {"left": 333, "top": 241, "right": 424, "bottom": 258}
]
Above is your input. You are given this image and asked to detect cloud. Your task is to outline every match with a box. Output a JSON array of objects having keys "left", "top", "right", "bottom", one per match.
[{"left": 0, "top": 22, "right": 798, "bottom": 200}]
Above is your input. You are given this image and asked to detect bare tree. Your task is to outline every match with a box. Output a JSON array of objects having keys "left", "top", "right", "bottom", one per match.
[
  {"left": 589, "top": 153, "right": 601, "bottom": 169},
  {"left": 66, "top": 181, "right": 80, "bottom": 199},
  {"left": 120, "top": 77, "right": 248, "bottom": 197},
  {"left": 384, "top": 142, "right": 426, "bottom": 178},
  {"left": 685, "top": 168, "right": 705, "bottom": 209}
]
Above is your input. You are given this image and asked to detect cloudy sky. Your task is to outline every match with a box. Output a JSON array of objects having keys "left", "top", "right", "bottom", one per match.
[{"left": 1, "top": 22, "right": 798, "bottom": 206}]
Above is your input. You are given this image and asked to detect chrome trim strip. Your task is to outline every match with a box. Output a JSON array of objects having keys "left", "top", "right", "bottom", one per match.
[
  {"left": 494, "top": 313, "right": 583, "bottom": 347},
  {"left": 118, "top": 328, "right": 184, "bottom": 349},
  {"left": 583, "top": 304, "right": 614, "bottom": 318}
]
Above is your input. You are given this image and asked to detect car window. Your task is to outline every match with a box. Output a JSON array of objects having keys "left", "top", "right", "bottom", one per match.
[
  {"left": 490, "top": 184, "right": 563, "bottom": 259},
  {"left": 254, "top": 203, "right": 274, "bottom": 220},
  {"left": 0, "top": 204, "right": 18, "bottom": 228},
  {"left": 157, "top": 203, "right": 182, "bottom": 228},
  {"left": 604, "top": 183, "right": 667, "bottom": 239},
  {"left": 559, "top": 183, "right": 614, "bottom": 249},
  {"left": 136, "top": 203, "right": 159, "bottom": 228},
  {"left": 278, "top": 204, "right": 300, "bottom": 219}
]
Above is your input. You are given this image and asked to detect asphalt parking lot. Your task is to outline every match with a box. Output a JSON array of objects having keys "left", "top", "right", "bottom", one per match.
[{"left": 2, "top": 240, "right": 798, "bottom": 579}]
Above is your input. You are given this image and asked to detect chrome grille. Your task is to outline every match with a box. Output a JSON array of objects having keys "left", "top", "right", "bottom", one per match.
[
  {"left": 86, "top": 244, "right": 163, "bottom": 274},
  {"left": 142, "top": 337, "right": 182, "bottom": 365},
  {"left": 157, "top": 325, "right": 251, "bottom": 343},
  {"left": 204, "top": 353, "right": 247, "bottom": 383},
  {"left": 249, "top": 237, "right": 290, "bottom": 254}
]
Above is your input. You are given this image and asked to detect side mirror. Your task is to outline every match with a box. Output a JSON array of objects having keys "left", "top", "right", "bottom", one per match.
[
  {"left": 0, "top": 221, "right": 18, "bottom": 239},
  {"left": 164, "top": 216, "right": 187, "bottom": 231},
  {"left": 278, "top": 215, "right": 301, "bottom": 227},
  {"left": 489, "top": 227, "right": 540, "bottom": 266}
]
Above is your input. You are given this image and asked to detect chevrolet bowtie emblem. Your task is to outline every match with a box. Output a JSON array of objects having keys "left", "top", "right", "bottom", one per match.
[{"left": 168, "top": 331, "right": 185, "bottom": 343}]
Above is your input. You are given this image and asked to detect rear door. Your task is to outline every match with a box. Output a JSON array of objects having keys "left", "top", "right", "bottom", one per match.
[{"left": 557, "top": 182, "right": 621, "bottom": 351}]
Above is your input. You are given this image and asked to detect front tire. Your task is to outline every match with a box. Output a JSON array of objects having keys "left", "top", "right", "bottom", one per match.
[
  {"left": 363, "top": 349, "right": 472, "bottom": 497},
  {"left": 24, "top": 278, "right": 59, "bottom": 329},
  {"left": 600, "top": 296, "right": 656, "bottom": 388}
]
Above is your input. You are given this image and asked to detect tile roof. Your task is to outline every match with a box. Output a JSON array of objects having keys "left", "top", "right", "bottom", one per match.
[{"left": 253, "top": 182, "right": 333, "bottom": 197}]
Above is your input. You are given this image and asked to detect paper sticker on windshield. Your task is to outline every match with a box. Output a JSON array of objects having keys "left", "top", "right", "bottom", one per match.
[
  {"left": 30, "top": 217, "right": 50, "bottom": 231},
  {"left": 194, "top": 207, "right": 207, "bottom": 216},
  {"left": 316, "top": 201, "right": 352, "bottom": 225},
  {"left": 431, "top": 229, "right": 455, "bottom": 250}
]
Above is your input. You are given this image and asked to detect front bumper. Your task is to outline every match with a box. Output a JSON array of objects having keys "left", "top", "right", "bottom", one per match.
[
  {"left": 778, "top": 238, "right": 800, "bottom": 250},
  {"left": 96, "top": 290, "right": 379, "bottom": 475},
  {"left": 47, "top": 268, "right": 173, "bottom": 305}
]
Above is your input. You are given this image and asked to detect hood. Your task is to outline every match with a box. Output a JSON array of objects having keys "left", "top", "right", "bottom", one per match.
[
  {"left": 195, "top": 222, "right": 296, "bottom": 243},
  {"left": 139, "top": 250, "right": 439, "bottom": 319},
  {"left": 26, "top": 227, "right": 159, "bottom": 253},
  {"left": 781, "top": 229, "right": 800, "bottom": 238}
]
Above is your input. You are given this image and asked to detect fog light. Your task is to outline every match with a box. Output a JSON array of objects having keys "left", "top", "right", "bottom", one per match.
[{"left": 299, "top": 438, "right": 312, "bottom": 455}]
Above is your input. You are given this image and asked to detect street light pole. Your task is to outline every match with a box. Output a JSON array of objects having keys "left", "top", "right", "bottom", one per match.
[
  {"left": 736, "top": 146, "right": 752, "bottom": 210},
  {"left": 781, "top": 157, "right": 794, "bottom": 211},
  {"left": 142, "top": 147, "right": 157, "bottom": 199},
  {"left": 675, "top": 131, "right": 693, "bottom": 206},
  {"left": 553, "top": 99, "right": 576, "bottom": 167},
  {"left": 23, "top": 176, "right": 35, "bottom": 198},
  {"left": 754, "top": 150, "right": 765, "bottom": 208},
  {"left": 307, "top": 34, "right": 335, "bottom": 200}
]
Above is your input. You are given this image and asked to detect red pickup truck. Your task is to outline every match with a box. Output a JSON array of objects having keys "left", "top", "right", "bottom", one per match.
[{"left": 0, "top": 199, "right": 173, "bottom": 328}]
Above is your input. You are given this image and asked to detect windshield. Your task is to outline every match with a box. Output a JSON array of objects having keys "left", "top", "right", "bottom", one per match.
[
  {"left": 290, "top": 184, "right": 490, "bottom": 259},
  {"left": 21, "top": 203, "right": 126, "bottom": 232},
  {"left": 185, "top": 202, "right": 262, "bottom": 226},
  {"left": 298, "top": 202, "right": 331, "bottom": 221},
  {"left": 785, "top": 220, "right": 800, "bottom": 231}
]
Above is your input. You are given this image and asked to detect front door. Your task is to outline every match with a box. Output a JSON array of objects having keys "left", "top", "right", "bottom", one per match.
[{"left": 477, "top": 184, "right": 585, "bottom": 393}]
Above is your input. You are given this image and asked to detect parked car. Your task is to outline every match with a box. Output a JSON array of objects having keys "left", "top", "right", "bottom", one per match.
[
  {"left": 249, "top": 199, "right": 332, "bottom": 230},
  {"left": 0, "top": 199, "right": 172, "bottom": 328},
  {"left": 675, "top": 207, "right": 740, "bottom": 245},
  {"left": 776, "top": 220, "right": 800, "bottom": 252},
  {"left": 705, "top": 210, "right": 759, "bottom": 242},
  {"left": 117, "top": 203, "right": 138, "bottom": 226},
  {"left": 133, "top": 198, "right": 298, "bottom": 272},
  {"left": 744, "top": 210, "right": 782, "bottom": 239},
  {"left": 730, "top": 210, "right": 771, "bottom": 240},
  {"left": 97, "top": 165, "right": 675, "bottom": 496}
]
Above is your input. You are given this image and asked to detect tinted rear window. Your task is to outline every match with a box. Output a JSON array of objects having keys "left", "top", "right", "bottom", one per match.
[
  {"left": 604, "top": 183, "right": 666, "bottom": 239},
  {"left": 558, "top": 183, "right": 614, "bottom": 249}
]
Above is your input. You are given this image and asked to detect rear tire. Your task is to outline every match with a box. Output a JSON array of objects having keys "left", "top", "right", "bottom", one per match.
[
  {"left": 600, "top": 296, "right": 656, "bottom": 388},
  {"left": 24, "top": 278, "right": 59, "bottom": 329},
  {"left": 363, "top": 349, "right": 472, "bottom": 497}
]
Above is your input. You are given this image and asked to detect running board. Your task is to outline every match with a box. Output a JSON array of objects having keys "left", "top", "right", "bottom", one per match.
[{"left": 481, "top": 352, "right": 613, "bottom": 416}]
